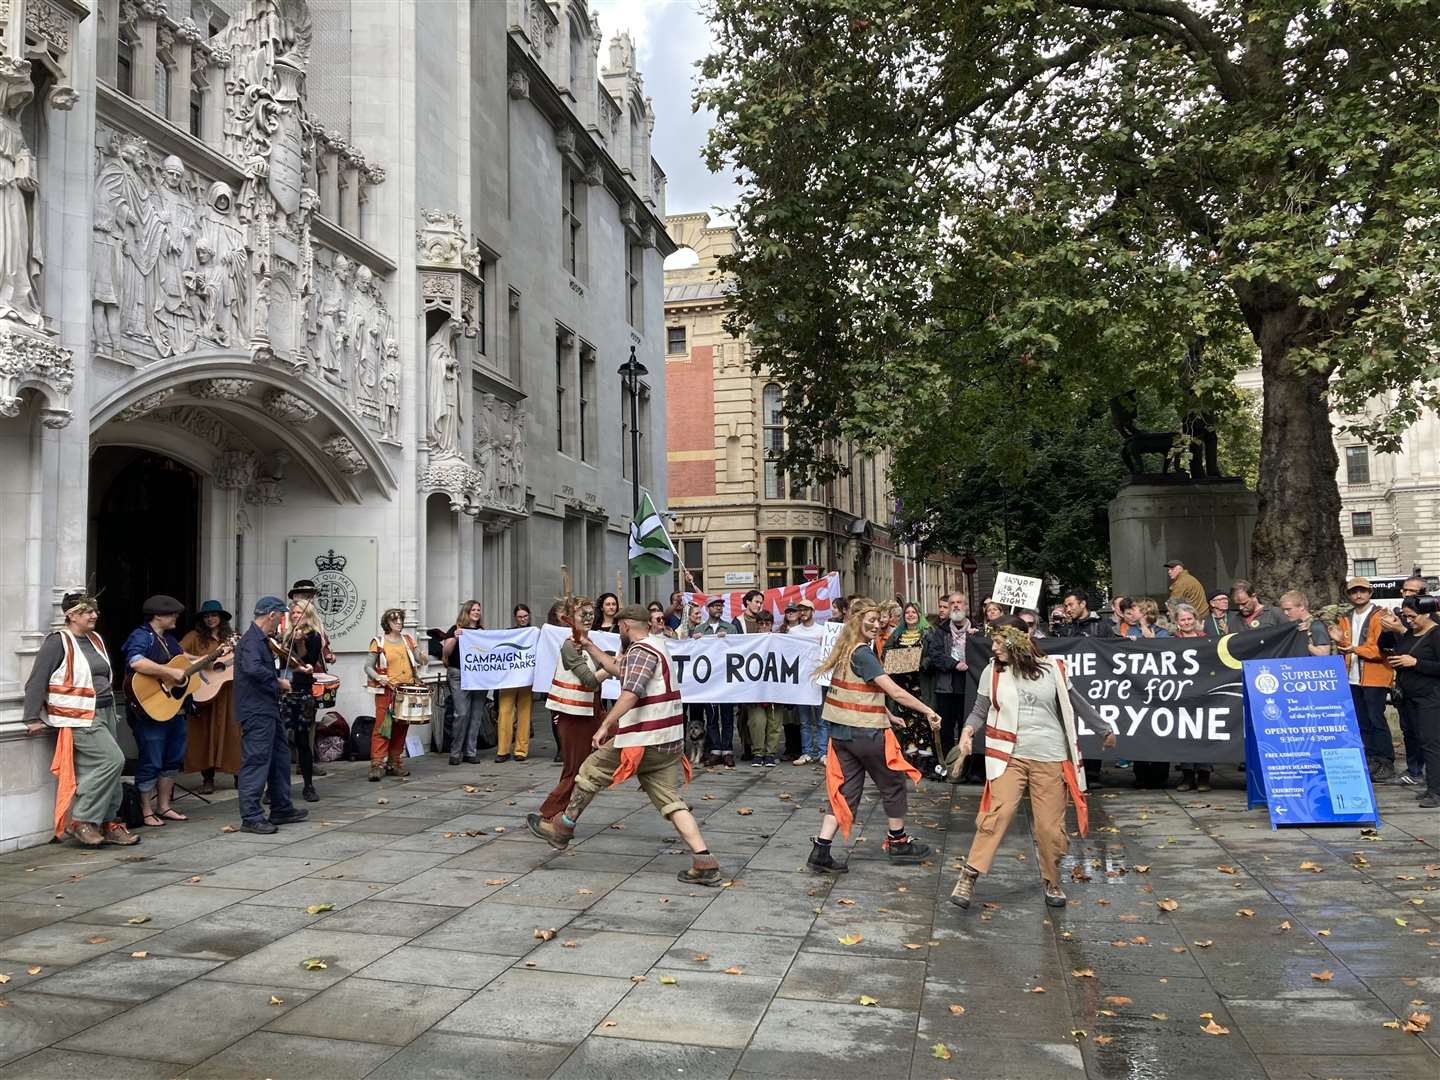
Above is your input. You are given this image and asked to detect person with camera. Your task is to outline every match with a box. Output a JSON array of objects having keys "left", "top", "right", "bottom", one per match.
[{"left": 1384, "top": 589, "right": 1440, "bottom": 803}]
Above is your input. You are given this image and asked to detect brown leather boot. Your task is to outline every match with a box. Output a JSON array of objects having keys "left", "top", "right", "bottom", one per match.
[
  {"left": 67, "top": 821, "right": 103, "bottom": 847},
  {"left": 368, "top": 762, "right": 384, "bottom": 782},
  {"left": 949, "top": 865, "right": 980, "bottom": 909},
  {"left": 101, "top": 820, "right": 141, "bottom": 846},
  {"left": 386, "top": 758, "right": 410, "bottom": 778},
  {"left": 525, "top": 812, "right": 574, "bottom": 850}
]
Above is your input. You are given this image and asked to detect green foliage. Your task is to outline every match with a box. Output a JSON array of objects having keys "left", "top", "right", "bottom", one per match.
[{"left": 698, "top": 0, "right": 1440, "bottom": 592}]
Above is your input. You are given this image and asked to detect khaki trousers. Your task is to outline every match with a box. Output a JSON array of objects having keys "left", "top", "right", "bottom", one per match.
[
  {"left": 747, "top": 704, "right": 782, "bottom": 756},
  {"left": 964, "top": 758, "right": 1071, "bottom": 885}
]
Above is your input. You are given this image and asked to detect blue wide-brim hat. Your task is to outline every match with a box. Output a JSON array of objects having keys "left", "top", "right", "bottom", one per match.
[{"left": 196, "top": 599, "right": 231, "bottom": 622}]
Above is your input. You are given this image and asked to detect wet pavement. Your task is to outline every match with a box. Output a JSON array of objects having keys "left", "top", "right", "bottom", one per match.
[{"left": 0, "top": 740, "right": 1435, "bottom": 1079}]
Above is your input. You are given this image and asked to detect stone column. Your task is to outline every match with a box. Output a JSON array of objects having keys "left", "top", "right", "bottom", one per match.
[
  {"left": 318, "top": 134, "right": 340, "bottom": 220},
  {"left": 169, "top": 19, "right": 202, "bottom": 128},
  {"left": 133, "top": 1, "right": 162, "bottom": 111},
  {"left": 201, "top": 48, "right": 229, "bottom": 146}
]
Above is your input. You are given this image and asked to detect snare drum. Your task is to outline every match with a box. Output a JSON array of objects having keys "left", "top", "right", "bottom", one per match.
[
  {"left": 393, "top": 684, "right": 432, "bottom": 724},
  {"left": 311, "top": 673, "right": 341, "bottom": 708}
]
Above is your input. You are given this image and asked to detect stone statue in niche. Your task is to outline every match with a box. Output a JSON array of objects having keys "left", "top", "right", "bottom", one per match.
[
  {"left": 348, "top": 264, "right": 382, "bottom": 414},
  {"left": 308, "top": 253, "right": 350, "bottom": 390},
  {"left": 196, "top": 180, "right": 248, "bottom": 346},
  {"left": 378, "top": 337, "right": 400, "bottom": 442},
  {"left": 0, "top": 58, "right": 43, "bottom": 330},
  {"left": 427, "top": 323, "right": 461, "bottom": 457},
  {"left": 92, "top": 134, "right": 150, "bottom": 350},
  {"left": 473, "top": 391, "right": 494, "bottom": 499},
  {"left": 496, "top": 400, "right": 515, "bottom": 504},
  {"left": 510, "top": 410, "right": 527, "bottom": 510},
  {"left": 148, "top": 155, "right": 199, "bottom": 356}
]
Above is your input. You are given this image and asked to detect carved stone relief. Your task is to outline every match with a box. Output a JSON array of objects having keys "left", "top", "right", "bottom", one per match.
[
  {"left": 193, "top": 377, "right": 254, "bottom": 400},
  {"left": 472, "top": 392, "right": 528, "bottom": 514},
  {"left": 90, "top": 0, "right": 395, "bottom": 448},
  {"left": 0, "top": 325, "right": 72, "bottom": 422},
  {"left": 426, "top": 320, "right": 461, "bottom": 458},
  {"left": 261, "top": 387, "right": 316, "bottom": 424},
  {"left": 321, "top": 432, "right": 367, "bottom": 474}
]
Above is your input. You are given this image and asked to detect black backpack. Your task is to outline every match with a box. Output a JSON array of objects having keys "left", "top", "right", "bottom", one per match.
[
  {"left": 119, "top": 782, "right": 144, "bottom": 829},
  {"left": 344, "top": 715, "right": 375, "bottom": 761}
]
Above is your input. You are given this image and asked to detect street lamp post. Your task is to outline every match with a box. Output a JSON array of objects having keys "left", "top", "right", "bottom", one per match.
[{"left": 618, "top": 344, "right": 648, "bottom": 602}]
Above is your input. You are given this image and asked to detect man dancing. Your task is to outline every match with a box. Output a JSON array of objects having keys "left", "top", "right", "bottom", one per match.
[{"left": 528, "top": 604, "right": 723, "bottom": 887}]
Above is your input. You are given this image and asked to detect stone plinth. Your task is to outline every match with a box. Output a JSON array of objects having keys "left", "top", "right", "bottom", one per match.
[{"left": 1109, "top": 480, "right": 1257, "bottom": 601}]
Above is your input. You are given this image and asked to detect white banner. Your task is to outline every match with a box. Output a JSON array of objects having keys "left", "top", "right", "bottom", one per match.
[
  {"left": 682, "top": 572, "right": 841, "bottom": 624},
  {"left": 459, "top": 628, "right": 541, "bottom": 690},
  {"left": 531, "top": 625, "right": 827, "bottom": 705}
]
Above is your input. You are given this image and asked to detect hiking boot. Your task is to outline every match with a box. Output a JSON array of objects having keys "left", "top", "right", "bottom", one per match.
[
  {"left": 386, "top": 760, "right": 411, "bottom": 778},
  {"left": 526, "top": 812, "right": 574, "bottom": 850},
  {"left": 882, "top": 834, "right": 932, "bottom": 864},
  {"left": 241, "top": 819, "right": 278, "bottom": 835},
  {"left": 1370, "top": 761, "right": 1396, "bottom": 782},
  {"left": 806, "top": 839, "right": 849, "bottom": 874},
  {"left": 1043, "top": 880, "right": 1068, "bottom": 907},
  {"left": 677, "top": 857, "right": 724, "bottom": 887},
  {"left": 67, "top": 820, "right": 103, "bottom": 847},
  {"left": 1418, "top": 794, "right": 1440, "bottom": 809},
  {"left": 270, "top": 808, "right": 309, "bottom": 825},
  {"left": 448, "top": 754, "right": 462, "bottom": 766},
  {"left": 1176, "top": 770, "right": 1196, "bottom": 792},
  {"left": 1196, "top": 772, "right": 1212, "bottom": 792},
  {"left": 101, "top": 821, "right": 140, "bottom": 846},
  {"left": 949, "top": 866, "right": 980, "bottom": 909},
  {"left": 722, "top": 753, "right": 736, "bottom": 769},
  {"left": 369, "top": 763, "right": 384, "bottom": 781},
  {"left": 302, "top": 785, "right": 319, "bottom": 803}
]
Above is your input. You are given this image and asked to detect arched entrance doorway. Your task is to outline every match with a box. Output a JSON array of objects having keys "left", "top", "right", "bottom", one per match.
[{"left": 88, "top": 447, "right": 202, "bottom": 653}]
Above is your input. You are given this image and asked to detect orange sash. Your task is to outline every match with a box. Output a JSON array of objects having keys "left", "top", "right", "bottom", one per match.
[
  {"left": 977, "top": 759, "right": 1089, "bottom": 837},
  {"left": 50, "top": 728, "right": 77, "bottom": 837},
  {"left": 609, "top": 747, "right": 693, "bottom": 789},
  {"left": 824, "top": 729, "right": 922, "bottom": 839}
]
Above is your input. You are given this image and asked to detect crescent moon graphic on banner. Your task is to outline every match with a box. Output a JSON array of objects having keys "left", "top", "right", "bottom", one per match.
[{"left": 1215, "top": 634, "right": 1242, "bottom": 670}]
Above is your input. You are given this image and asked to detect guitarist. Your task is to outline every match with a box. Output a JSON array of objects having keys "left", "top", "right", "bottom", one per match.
[{"left": 122, "top": 594, "right": 192, "bottom": 829}]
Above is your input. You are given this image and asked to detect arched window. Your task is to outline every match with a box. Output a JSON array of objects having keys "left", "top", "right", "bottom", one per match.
[{"left": 762, "top": 383, "right": 784, "bottom": 500}]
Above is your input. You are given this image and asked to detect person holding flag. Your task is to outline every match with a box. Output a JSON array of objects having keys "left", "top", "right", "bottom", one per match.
[{"left": 628, "top": 492, "right": 676, "bottom": 582}]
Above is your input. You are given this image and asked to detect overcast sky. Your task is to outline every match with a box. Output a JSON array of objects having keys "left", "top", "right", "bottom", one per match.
[{"left": 591, "top": 0, "right": 739, "bottom": 222}]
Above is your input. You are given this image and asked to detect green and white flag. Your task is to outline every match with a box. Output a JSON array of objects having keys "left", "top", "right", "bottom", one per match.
[{"left": 628, "top": 493, "right": 675, "bottom": 577}]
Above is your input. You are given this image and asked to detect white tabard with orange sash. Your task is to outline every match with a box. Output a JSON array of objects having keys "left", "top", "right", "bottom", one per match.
[
  {"left": 44, "top": 629, "right": 108, "bottom": 837},
  {"left": 820, "top": 644, "right": 921, "bottom": 838},
  {"left": 609, "top": 636, "right": 693, "bottom": 788},
  {"left": 545, "top": 646, "right": 598, "bottom": 717},
  {"left": 979, "top": 659, "right": 1090, "bottom": 836}
]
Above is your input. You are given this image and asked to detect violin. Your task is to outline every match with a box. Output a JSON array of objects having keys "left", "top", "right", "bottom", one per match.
[{"left": 266, "top": 635, "right": 314, "bottom": 674}]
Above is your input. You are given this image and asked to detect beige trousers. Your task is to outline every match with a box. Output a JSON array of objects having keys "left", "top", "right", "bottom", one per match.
[{"left": 963, "top": 758, "right": 1071, "bottom": 885}]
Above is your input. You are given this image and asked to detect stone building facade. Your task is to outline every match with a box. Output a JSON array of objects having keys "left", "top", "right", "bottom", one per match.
[
  {"left": 663, "top": 213, "right": 962, "bottom": 605},
  {"left": 0, "top": 0, "right": 672, "bottom": 851}
]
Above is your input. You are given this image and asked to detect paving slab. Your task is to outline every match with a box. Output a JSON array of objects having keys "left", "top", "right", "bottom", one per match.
[
  {"left": 357, "top": 945, "right": 513, "bottom": 989},
  {"left": 595, "top": 968, "right": 780, "bottom": 1048},
  {"left": 367, "top": 1031, "right": 572, "bottom": 1079},
  {"left": 203, "top": 927, "right": 409, "bottom": 989},
  {"left": 435, "top": 968, "right": 633, "bottom": 1044},
  {"left": 0, "top": 1047, "right": 179, "bottom": 1078},
  {"left": 18, "top": 952, "right": 220, "bottom": 1003},
  {"left": 186, "top": 1030, "right": 399, "bottom": 1079},
  {"left": 264, "top": 976, "right": 472, "bottom": 1045}
]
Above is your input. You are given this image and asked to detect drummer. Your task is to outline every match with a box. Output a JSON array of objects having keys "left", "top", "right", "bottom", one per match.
[{"left": 365, "top": 607, "right": 426, "bottom": 782}]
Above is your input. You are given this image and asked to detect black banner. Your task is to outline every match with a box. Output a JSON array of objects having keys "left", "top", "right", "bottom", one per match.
[{"left": 965, "top": 625, "right": 1306, "bottom": 764}]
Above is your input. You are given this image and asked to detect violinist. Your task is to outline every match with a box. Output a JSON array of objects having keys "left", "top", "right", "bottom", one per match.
[
  {"left": 180, "top": 600, "right": 241, "bottom": 795},
  {"left": 279, "top": 599, "right": 325, "bottom": 802},
  {"left": 234, "top": 596, "right": 308, "bottom": 834}
]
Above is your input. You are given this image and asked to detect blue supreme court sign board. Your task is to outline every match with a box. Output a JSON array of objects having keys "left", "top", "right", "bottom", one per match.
[{"left": 1242, "top": 656, "right": 1379, "bottom": 829}]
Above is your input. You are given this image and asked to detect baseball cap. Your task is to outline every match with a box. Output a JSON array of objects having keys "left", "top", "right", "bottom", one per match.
[
  {"left": 796, "top": 598, "right": 815, "bottom": 610},
  {"left": 617, "top": 604, "right": 652, "bottom": 624},
  {"left": 1346, "top": 577, "right": 1373, "bottom": 592},
  {"left": 253, "top": 595, "right": 288, "bottom": 616},
  {"left": 705, "top": 596, "right": 724, "bottom": 608}
]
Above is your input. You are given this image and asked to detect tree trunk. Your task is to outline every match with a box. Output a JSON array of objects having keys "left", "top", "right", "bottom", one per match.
[{"left": 1248, "top": 319, "right": 1348, "bottom": 606}]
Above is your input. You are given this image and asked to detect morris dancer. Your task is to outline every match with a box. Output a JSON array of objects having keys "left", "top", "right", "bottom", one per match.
[
  {"left": 808, "top": 598, "right": 942, "bottom": 875},
  {"left": 528, "top": 604, "right": 723, "bottom": 887},
  {"left": 365, "top": 608, "right": 426, "bottom": 781},
  {"left": 948, "top": 616, "right": 1118, "bottom": 910},
  {"left": 534, "top": 597, "right": 603, "bottom": 820},
  {"left": 22, "top": 592, "right": 140, "bottom": 847}
]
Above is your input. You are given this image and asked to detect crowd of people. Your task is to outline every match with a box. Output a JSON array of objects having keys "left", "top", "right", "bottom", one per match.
[{"left": 19, "top": 559, "right": 1436, "bottom": 904}]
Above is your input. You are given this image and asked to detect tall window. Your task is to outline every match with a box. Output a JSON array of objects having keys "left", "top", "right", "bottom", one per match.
[
  {"left": 189, "top": 90, "right": 203, "bottom": 137},
  {"left": 155, "top": 61, "right": 170, "bottom": 116},
  {"left": 1351, "top": 511, "right": 1373, "bottom": 537},
  {"left": 117, "top": 38, "right": 135, "bottom": 96},
  {"left": 637, "top": 387, "right": 651, "bottom": 486},
  {"left": 579, "top": 342, "right": 596, "bottom": 462},
  {"left": 762, "top": 383, "right": 785, "bottom": 499},
  {"left": 621, "top": 382, "right": 649, "bottom": 483},
  {"left": 561, "top": 164, "right": 583, "bottom": 277},
  {"left": 667, "top": 325, "right": 686, "bottom": 354},
  {"left": 764, "top": 536, "right": 825, "bottom": 589},
  {"left": 675, "top": 539, "right": 703, "bottom": 594},
  {"left": 507, "top": 289, "right": 522, "bottom": 382},
  {"left": 858, "top": 453, "right": 869, "bottom": 519},
  {"left": 621, "top": 383, "right": 631, "bottom": 480},
  {"left": 1354, "top": 558, "right": 1378, "bottom": 577},
  {"left": 555, "top": 329, "right": 575, "bottom": 454},
  {"left": 475, "top": 265, "right": 488, "bottom": 356},
  {"left": 1345, "top": 446, "right": 1370, "bottom": 485},
  {"left": 626, "top": 243, "right": 643, "bottom": 327}
]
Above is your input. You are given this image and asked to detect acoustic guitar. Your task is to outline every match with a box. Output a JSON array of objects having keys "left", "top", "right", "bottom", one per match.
[
  {"left": 125, "top": 645, "right": 231, "bottom": 722},
  {"left": 190, "top": 654, "right": 235, "bottom": 704}
]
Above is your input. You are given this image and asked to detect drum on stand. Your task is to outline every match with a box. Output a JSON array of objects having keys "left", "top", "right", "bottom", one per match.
[
  {"left": 393, "top": 684, "right": 432, "bottom": 724},
  {"left": 311, "top": 673, "right": 341, "bottom": 708}
]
